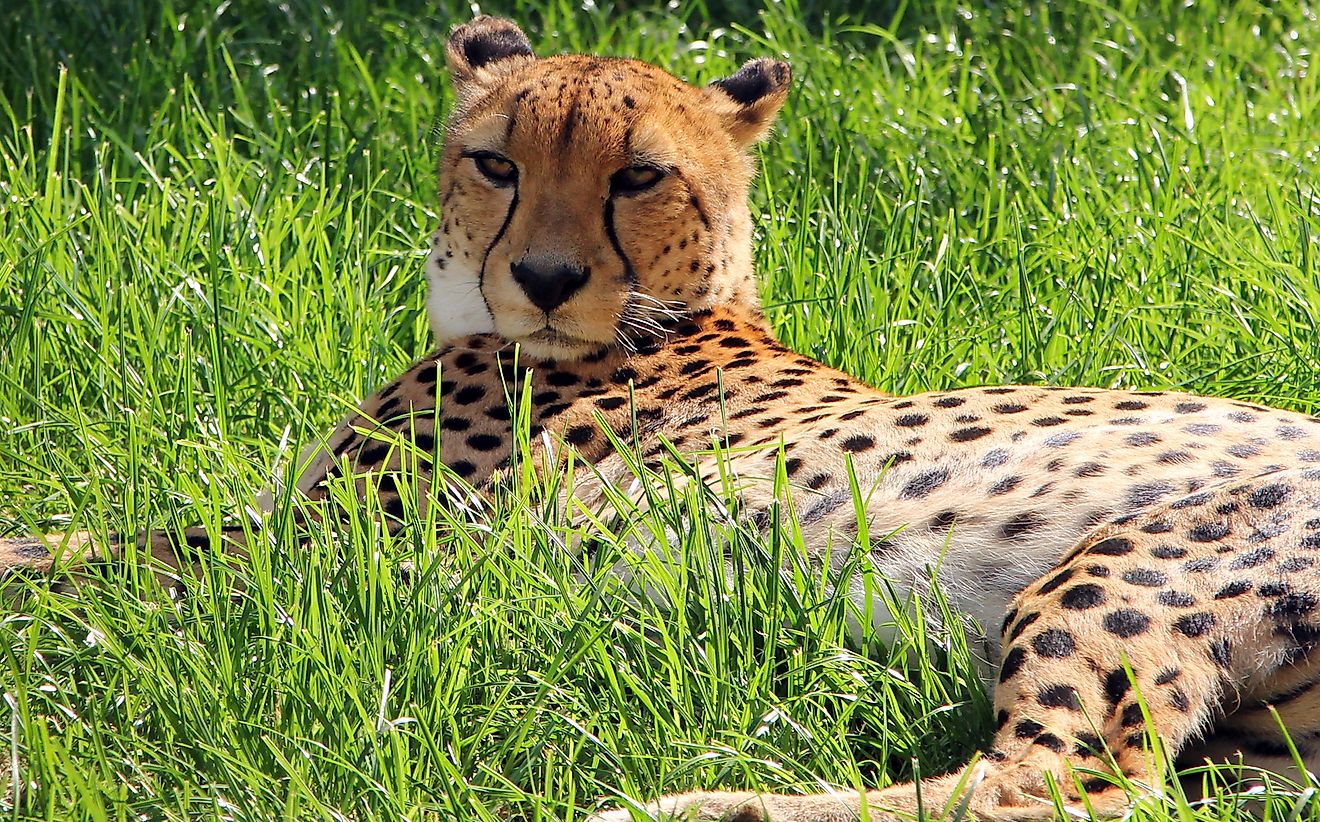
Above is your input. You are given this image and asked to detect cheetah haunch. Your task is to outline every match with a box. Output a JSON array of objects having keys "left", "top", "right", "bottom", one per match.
[{"left": 5, "top": 16, "right": 1320, "bottom": 821}]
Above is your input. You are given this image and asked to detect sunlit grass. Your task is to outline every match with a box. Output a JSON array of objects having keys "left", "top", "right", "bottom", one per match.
[{"left": 1, "top": 0, "right": 1318, "bottom": 818}]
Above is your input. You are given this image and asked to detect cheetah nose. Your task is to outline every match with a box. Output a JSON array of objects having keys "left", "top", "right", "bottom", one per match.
[{"left": 510, "top": 259, "right": 590, "bottom": 313}]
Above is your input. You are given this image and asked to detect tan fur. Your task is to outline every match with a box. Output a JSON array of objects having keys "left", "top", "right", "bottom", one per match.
[{"left": 5, "top": 17, "right": 1319, "bottom": 821}]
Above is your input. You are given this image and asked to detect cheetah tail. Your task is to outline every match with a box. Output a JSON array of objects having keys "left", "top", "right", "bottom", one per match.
[
  {"left": 0, "top": 528, "right": 249, "bottom": 588},
  {"left": 585, "top": 770, "right": 1138, "bottom": 822}
]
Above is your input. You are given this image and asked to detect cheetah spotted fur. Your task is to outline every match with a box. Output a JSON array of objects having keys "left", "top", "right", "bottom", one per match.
[{"left": 4, "top": 16, "right": 1320, "bottom": 821}]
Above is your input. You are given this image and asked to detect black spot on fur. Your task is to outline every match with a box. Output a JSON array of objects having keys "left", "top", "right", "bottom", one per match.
[
  {"left": 1000, "top": 606, "right": 1019, "bottom": 636},
  {"left": 1037, "top": 569, "right": 1074, "bottom": 595},
  {"left": 1267, "top": 592, "right": 1318, "bottom": 619},
  {"left": 1060, "top": 584, "right": 1106, "bottom": 610},
  {"left": 999, "top": 512, "right": 1045, "bottom": 542},
  {"left": 453, "top": 385, "right": 486, "bottom": 405},
  {"left": 1247, "top": 483, "right": 1292, "bottom": 509},
  {"left": 442, "top": 416, "right": 471, "bottom": 432},
  {"left": 1007, "top": 612, "right": 1040, "bottom": 642},
  {"left": 1102, "top": 609, "right": 1151, "bottom": 638},
  {"left": 1120, "top": 703, "right": 1146, "bottom": 727},
  {"left": 1034, "top": 686, "right": 1077, "bottom": 712},
  {"left": 1171, "top": 492, "right": 1212, "bottom": 510},
  {"left": 998, "top": 647, "right": 1026, "bottom": 682},
  {"left": 1157, "top": 450, "right": 1194, "bottom": 465},
  {"left": 1214, "top": 580, "right": 1253, "bottom": 599},
  {"left": 1227, "top": 443, "right": 1261, "bottom": 459},
  {"left": 899, "top": 467, "right": 950, "bottom": 499},
  {"left": 1075, "top": 733, "right": 1104, "bottom": 757},
  {"left": 1208, "top": 638, "right": 1233, "bottom": 669},
  {"left": 929, "top": 510, "right": 958, "bottom": 530},
  {"left": 450, "top": 459, "right": 477, "bottom": 478},
  {"left": 1122, "top": 568, "right": 1168, "bottom": 587},
  {"left": 1014, "top": 718, "right": 1044, "bottom": 739},
  {"left": 1032, "top": 628, "right": 1077, "bottom": 658},
  {"left": 1258, "top": 581, "right": 1290, "bottom": 597},
  {"left": 840, "top": 434, "right": 875, "bottom": 452},
  {"left": 565, "top": 425, "right": 595, "bottom": 446},
  {"left": 951, "top": 426, "right": 992, "bottom": 442},
  {"left": 359, "top": 442, "right": 390, "bottom": 466},
  {"left": 1188, "top": 522, "right": 1231, "bottom": 542},
  {"left": 1174, "top": 612, "right": 1215, "bottom": 638},
  {"left": 1104, "top": 669, "right": 1130, "bottom": 705},
  {"left": 1158, "top": 590, "right": 1196, "bottom": 607},
  {"left": 1090, "top": 537, "right": 1134, "bottom": 556},
  {"left": 1034, "top": 733, "right": 1066, "bottom": 752},
  {"left": 1150, "top": 544, "right": 1186, "bottom": 559},
  {"left": 1230, "top": 547, "right": 1275, "bottom": 569},
  {"left": 382, "top": 494, "right": 406, "bottom": 519},
  {"left": 1126, "top": 481, "right": 1174, "bottom": 509},
  {"left": 990, "top": 475, "right": 1023, "bottom": 496},
  {"left": 466, "top": 433, "right": 502, "bottom": 451}
]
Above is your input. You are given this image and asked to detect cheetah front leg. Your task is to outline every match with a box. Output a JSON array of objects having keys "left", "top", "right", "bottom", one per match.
[{"left": 591, "top": 469, "right": 1320, "bottom": 820}]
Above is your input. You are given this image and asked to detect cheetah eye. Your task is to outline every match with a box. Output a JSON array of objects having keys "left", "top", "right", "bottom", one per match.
[
  {"left": 471, "top": 153, "right": 518, "bottom": 185},
  {"left": 610, "top": 165, "right": 665, "bottom": 195}
]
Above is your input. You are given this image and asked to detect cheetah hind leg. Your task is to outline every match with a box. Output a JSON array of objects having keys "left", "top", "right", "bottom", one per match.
[{"left": 589, "top": 468, "right": 1320, "bottom": 820}]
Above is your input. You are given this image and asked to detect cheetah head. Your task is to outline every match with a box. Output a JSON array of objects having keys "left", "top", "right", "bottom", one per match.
[{"left": 427, "top": 16, "right": 791, "bottom": 361}]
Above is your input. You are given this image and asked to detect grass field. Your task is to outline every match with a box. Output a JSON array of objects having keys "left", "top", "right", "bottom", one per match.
[{"left": 2, "top": 0, "right": 1319, "bottom": 819}]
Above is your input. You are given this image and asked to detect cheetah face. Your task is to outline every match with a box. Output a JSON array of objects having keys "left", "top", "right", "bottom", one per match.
[{"left": 428, "top": 17, "right": 791, "bottom": 360}]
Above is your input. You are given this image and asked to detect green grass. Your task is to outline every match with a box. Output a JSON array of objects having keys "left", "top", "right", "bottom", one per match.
[{"left": 1, "top": 0, "right": 1319, "bottom": 818}]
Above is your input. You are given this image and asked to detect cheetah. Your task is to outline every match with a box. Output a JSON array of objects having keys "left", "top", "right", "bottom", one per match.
[{"left": 4, "top": 15, "right": 1320, "bottom": 821}]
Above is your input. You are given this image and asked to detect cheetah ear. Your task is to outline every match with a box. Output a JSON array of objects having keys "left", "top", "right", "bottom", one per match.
[
  {"left": 705, "top": 58, "right": 792, "bottom": 147},
  {"left": 446, "top": 16, "right": 535, "bottom": 97}
]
